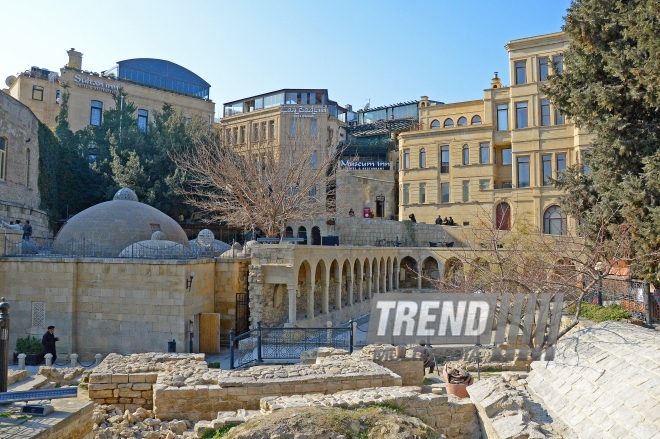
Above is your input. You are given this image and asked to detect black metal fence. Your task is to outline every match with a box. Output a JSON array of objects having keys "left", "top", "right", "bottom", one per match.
[
  {"left": 583, "top": 276, "right": 658, "bottom": 324},
  {"left": 229, "top": 321, "right": 354, "bottom": 369}
]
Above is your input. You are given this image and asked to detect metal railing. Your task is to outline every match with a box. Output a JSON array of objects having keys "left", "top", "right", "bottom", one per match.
[{"left": 229, "top": 320, "right": 354, "bottom": 369}]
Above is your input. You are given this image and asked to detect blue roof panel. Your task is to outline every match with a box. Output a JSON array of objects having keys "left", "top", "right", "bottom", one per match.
[{"left": 117, "top": 58, "right": 210, "bottom": 88}]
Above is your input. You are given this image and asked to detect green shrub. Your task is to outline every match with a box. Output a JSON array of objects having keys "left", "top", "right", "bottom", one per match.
[
  {"left": 567, "top": 303, "right": 630, "bottom": 323},
  {"left": 15, "top": 336, "right": 42, "bottom": 354},
  {"left": 207, "top": 362, "right": 221, "bottom": 369},
  {"left": 201, "top": 423, "right": 239, "bottom": 438}
]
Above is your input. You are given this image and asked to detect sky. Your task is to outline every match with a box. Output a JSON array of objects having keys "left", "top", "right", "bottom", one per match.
[{"left": 1, "top": 0, "right": 572, "bottom": 118}]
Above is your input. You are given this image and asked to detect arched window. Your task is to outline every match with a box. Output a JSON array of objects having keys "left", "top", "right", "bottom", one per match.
[
  {"left": 462, "top": 145, "right": 469, "bottom": 165},
  {"left": 544, "top": 205, "right": 567, "bottom": 235},
  {"left": 430, "top": 120, "right": 440, "bottom": 129},
  {"left": 496, "top": 202, "right": 511, "bottom": 230},
  {"left": 444, "top": 118, "right": 454, "bottom": 128},
  {"left": 419, "top": 149, "right": 426, "bottom": 168},
  {"left": 471, "top": 115, "right": 482, "bottom": 125},
  {"left": 457, "top": 117, "right": 468, "bottom": 127}
]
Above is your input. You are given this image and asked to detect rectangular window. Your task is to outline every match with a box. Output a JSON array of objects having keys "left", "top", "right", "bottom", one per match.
[
  {"left": 403, "top": 149, "right": 410, "bottom": 169},
  {"left": 441, "top": 145, "right": 449, "bottom": 173},
  {"left": 240, "top": 126, "right": 246, "bottom": 143},
  {"left": 462, "top": 145, "right": 469, "bottom": 165},
  {"left": 497, "top": 104, "right": 508, "bottom": 131},
  {"left": 480, "top": 143, "right": 490, "bottom": 164},
  {"left": 441, "top": 183, "right": 449, "bottom": 203},
  {"left": 253, "top": 123, "right": 259, "bottom": 141},
  {"left": 226, "top": 129, "right": 231, "bottom": 144},
  {"left": 557, "top": 154, "right": 566, "bottom": 176},
  {"left": 138, "top": 109, "right": 148, "bottom": 132},
  {"left": 0, "top": 137, "right": 6, "bottom": 181},
  {"left": 233, "top": 127, "right": 238, "bottom": 144},
  {"left": 269, "top": 120, "right": 275, "bottom": 139},
  {"left": 311, "top": 119, "right": 317, "bottom": 137},
  {"left": 290, "top": 119, "right": 295, "bottom": 137},
  {"left": 311, "top": 151, "right": 316, "bottom": 169},
  {"left": 553, "top": 55, "right": 563, "bottom": 74},
  {"left": 501, "top": 148, "right": 512, "bottom": 166},
  {"left": 516, "top": 102, "right": 528, "bottom": 129},
  {"left": 419, "top": 183, "right": 426, "bottom": 203},
  {"left": 403, "top": 184, "right": 410, "bottom": 204},
  {"left": 541, "top": 100, "right": 551, "bottom": 126},
  {"left": 56, "top": 90, "right": 60, "bottom": 104},
  {"left": 542, "top": 155, "right": 552, "bottom": 186},
  {"left": 583, "top": 152, "right": 590, "bottom": 174},
  {"left": 261, "top": 122, "right": 267, "bottom": 141},
  {"left": 517, "top": 156, "right": 530, "bottom": 188},
  {"left": 309, "top": 186, "right": 316, "bottom": 201},
  {"left": 556, "top": 107, "right": 565, "bottom": 124},
  {"left": 32, "top": 302, "right": 45, "bottom": 328},
  {"left": 539, "top": 58, "right": 549, "bottom": 81},
  {"left": 480, "top": 179, "right": 490, "bottom": 190},
  {"left": 515, "top": 61, "right": 526, "bottom": 85},
  {"left": 90, "top": 100, "right": 103, "bottom": 126},
  {"left": 32, "top": 86, "right": 44, "bottom": 101},
  {"left": 462, "top": 181, "right": 470, "bottom": 202}
]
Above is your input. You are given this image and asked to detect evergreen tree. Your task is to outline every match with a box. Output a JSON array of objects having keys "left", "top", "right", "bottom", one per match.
[{"left": 544, "top": 0, "right": 660, "bottom": 284}]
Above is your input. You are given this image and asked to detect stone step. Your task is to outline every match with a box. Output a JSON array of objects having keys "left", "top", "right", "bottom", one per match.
[{"left": 7, "top": 374, "right": 48, "bottom": 392}]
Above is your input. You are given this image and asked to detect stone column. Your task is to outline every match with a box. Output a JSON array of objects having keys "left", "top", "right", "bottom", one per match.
[
  {"left": 388, "top": 260, "right": 394, "bottom": 292},
  {"left": 288, "top": 287, "right": 297, "bottom": 324},
  {"left": 348, "top": 276, "right": 354, "bottom": 305},
  {"left": 335, "top": 278, "right": 342, "bottom": 311},
  {"left": 308, "top": 283, "right": 315, "bottom": 319},
  {"left": 417, "top": 260, "right": 423, "bottom": 290},
  {"left": 323, "top": 283, "right": 329, "bottom": 315},
  {"left": 45, "top": 353, "right": 53, "bottom": 367},
  {"left": 17, "top": 353, "right": 26, "bottom": 370}
]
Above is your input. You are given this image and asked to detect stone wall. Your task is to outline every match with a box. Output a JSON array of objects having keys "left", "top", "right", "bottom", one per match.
[
  {"left": 214, "top": 258, "right": 249, "bottom": 340},
  {"left": 336, "top": 169, "right": 398, "bottom": 221}
]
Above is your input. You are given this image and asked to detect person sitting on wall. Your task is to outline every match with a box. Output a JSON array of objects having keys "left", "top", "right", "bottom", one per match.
[
  {"left": 435, "top": 215, "right": 442, "bottom": 225},
  {"left": 412, "top": 341, "right": 435, "bottom": 373},
  {"left": 409, "top": 214, "right": 417, "bottom": 223},
  {"left": 349, "top": 209, "right": 355, "bottom": 217},
  {"left": 40, "top": 325, "right": 59, "bottom": 363},
  {"left": 442, "top": 217, "right": 449, "bottom": 225},
  {"left": 448, "top": 217, "right": 455, "bottom": 226}
]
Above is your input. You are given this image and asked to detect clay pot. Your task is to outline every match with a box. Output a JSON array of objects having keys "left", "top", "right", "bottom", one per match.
[
  {"left": 445, "top": 383, "right": 470, "bottom": 398},
  {"left": 395, "top": 346, "right": 406, "bottom": 358}
]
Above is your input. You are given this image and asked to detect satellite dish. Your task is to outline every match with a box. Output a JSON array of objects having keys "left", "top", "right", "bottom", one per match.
[{"left": 5, "top": 76, "right": 16, "bottom": 87}]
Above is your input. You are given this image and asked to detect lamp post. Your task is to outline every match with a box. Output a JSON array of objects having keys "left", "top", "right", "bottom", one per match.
[{"left": 0, "top": 298, "right": 10, "bottom": 393}]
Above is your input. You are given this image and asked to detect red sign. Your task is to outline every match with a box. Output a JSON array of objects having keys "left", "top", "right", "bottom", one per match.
[{"left": 363, "top": 207, "right": 371, "bottom": 218}]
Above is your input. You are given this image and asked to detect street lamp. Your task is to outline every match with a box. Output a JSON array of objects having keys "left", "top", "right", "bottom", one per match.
[
  {"left": 0, "top": 298, "right": 10, "bottom": 393},
  {"left": 186, "top": 271, "right": 195, "bottom": 291}
]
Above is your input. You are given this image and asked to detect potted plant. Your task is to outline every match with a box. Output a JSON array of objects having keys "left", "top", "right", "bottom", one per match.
[{"left": 13, "top": 336, "right": 43, "bottom": 366}]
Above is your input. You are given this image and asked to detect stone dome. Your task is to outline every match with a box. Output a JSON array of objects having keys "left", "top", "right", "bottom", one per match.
[
  {"left": 52, "top": 194, "right": 189, "bottom": 258},
  {"left": 118, "top": 239, "right": 193, "bottom": 259},
  {"left": 190, "top": 229, "right": 231, "bottom": 257}
]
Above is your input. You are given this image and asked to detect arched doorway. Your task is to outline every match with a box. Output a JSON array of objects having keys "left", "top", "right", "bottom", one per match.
[
  {"left": 298, "top": 227, "right": 307, "bottom": 245},
  {"left": 544, "top": 205, "right": 567, "bottom": 235},
  {"left": 285, "top": 227, "right": 294, "bottom": 238},
  {"left": 422, "top": 257, "right": 440, "bottom": 289},
  {"left": 496, "top": 202, "right": 511, "bottom": 230},
  {"left": 399, "top": 256, "right": 418, "bottom": 289},
  {"left": 311, "top": 226, "right": 321, "bottom": 245}
]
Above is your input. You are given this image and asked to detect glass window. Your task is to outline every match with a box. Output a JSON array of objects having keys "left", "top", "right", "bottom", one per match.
[
  {"left": 430, "top": 120, "right": 440, "bottom": 129},
  {"left": 309, "top": 186, "right": 316, "bottom": 201},
  {"left": 457, "top": 117, "right": 467, "bottom": 127},
  {"left": 404, "top": 149, "right": 410, "bottom": 169},
  {"left": 138, "top": 109, "right": 148, "bottom": 132},
  {"left": 480, "top": 179, "right": 490, "bottom": 190},
  {"left": 539, "top": 58, "right": 549, "bottom": 81},
  {"left": 261, "top": 123, "right": 267, "bottom": 141},
  {"left": 311, "top": 119, "right": 317, "bottom": 137},
  {"left": 462, "top": 181, "right": 470, "bottom": 202},
  {"left": 289, "top": 119, "right": 295, "bottom": 137},
  {"left": 419, "top": 149, "right": 426, "bottom": 168},
  {"left": 462, "top": 145, "right": 469, "bottom": 165},
  {"left": 240, "top": 126, "right": 246, "bottom": 143},
  {"left": 517, "top": 156, "right": 530, "bottom": 188},
  {"left": 582, "top": 152, "right": 590, "bottom": 174},
  {"left": 501, "top": 148, "right": 512, "bottom": 165},
  {"left": 396, "top": 158, "right": 399, "bottom": 172},
  {"left": 497, "top": 104, "right": 508, "bottom": 131},
  {"left": 419, "top": 183, "right": 426, "bottom": 203},
  {"left": 269, "top": 120, "right": 275, "bottom": 139},
  {"left": 516, "top": 102, "right": 528, "bottom": 129},
  {"left": 255, "top": 98, "right": 264, "bottom": 110},
  {"left": 403, "top": 184, "right": 410, "bottom": 204},
  {"left": 557, "top": 154, "right": 566, "bottom": 177},
  {"left": 502, "top": 182, "right": 513, "bottom": 189},
  {"left": 471, "top": 115, "right": 482, "bottom": 125},
  {"left": 556, "top": 107, "right": 565, "bottom": 124},
  {"left": 90, "top": 100, "right": 103, "bottom": 126},
  {"left": 285, "top": 93, "right": 297, "bottom": 104},
  {"left": 544, "top": 205, "right": 567, "bottom": 235},
  {"left": 480, "top": 143, "right": 490, "bottom": 164},
  {"left": 56, "top": 90, "right": 60, "bottom": 103},
  {"left": 299, "top": 93, "right": 308, "bottom": 105},
  {"left": 441, "top": 145, "right": 449, "bottom": 173},
  {"left": 541, "top": 100, "right": 551, "bottom": 126},
  {"left": 233, "top": 127, "right": 238, "bottom": 144},
  {"left": 543, "top": 155, "right": 552, "bottom": 186},
  {"left": 444, "top": 118, "right": 454, "bottom": 128},
  {"left": 253, "top": 123, "right": 259, "bottom": 141},
  {"left": 311, "top": 151, "right": 316, "bottom": 169},
  {"left": 32, "top": 86, "right": 43, "bottom": 101},
  {"left": 0, "top": 137, "right": 6, "bottom": 181},
  {"left": 264, "top": 93, "right": 285, "bottom": 108},
  {"left": 226, "top": 129, "right": 231, "bottom": 144},
  {"left": 441, "top": 183, "right": 449, "bottom": 203},
  {"left": 515, "top": 61, "right": 526, "bottom": 85},
  {"left": 553, "top": 56, "right": 563, "bottom": 74}
]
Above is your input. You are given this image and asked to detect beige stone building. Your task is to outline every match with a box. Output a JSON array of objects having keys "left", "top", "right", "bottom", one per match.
[
  {"left": 0, "top": 92, "right": 49, "bottom": 238},
  {"left": 3, "top": 49, "right": 215, "bottom": 132},
  {"left": 398, "top": 32, "right": 594, "bottom": 234}
]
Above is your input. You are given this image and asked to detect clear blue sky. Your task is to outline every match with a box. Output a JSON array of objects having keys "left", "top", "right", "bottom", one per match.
[{"left": 1, "top": 0, "right": 571, "bottom": 117}]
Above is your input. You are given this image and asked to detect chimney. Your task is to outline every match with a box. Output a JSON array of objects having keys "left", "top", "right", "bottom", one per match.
[
  {"left": 491, "top": 72, "right": 501, "bottom": 89},
  {"left": 67, "top": 48, "right": 83, "bottom": 69}
]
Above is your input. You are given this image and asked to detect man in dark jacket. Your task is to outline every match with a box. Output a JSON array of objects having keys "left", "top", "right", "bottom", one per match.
[
  {"left": 22, "top": 220, "right": 33, "bottom": 241},
  {"left": 41, "top": 326, "right": 59, "bottom": 363}
]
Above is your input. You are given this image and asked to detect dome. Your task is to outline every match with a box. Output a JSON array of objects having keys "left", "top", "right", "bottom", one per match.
[
  {"left": 52, "top": 196, "right": 189, "bottom": 258},
  {"left": 119, "top": 239, "right": 194, "bottom": 259}
]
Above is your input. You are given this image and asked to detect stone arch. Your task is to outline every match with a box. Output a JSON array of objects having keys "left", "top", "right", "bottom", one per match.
[
  {"left": 311, "top": 226, "right": 322, "bottom": 245},
  {"left": 422, "top": 256, "right": 440, "bottom": 289},
  {"left": 342, "top": 259, "right": 352, "bottom": 307},
  {"left": 285, "top": 226, "right": 294, "bottom": 238},
  {"left": 353, "top": 259, "right": 363, "bottom": 302},
  {"left": 329, "top": 259, "right": 340, "bottom": 311},
  {"left": 313, "top": 260, "right": 327, "bottom": 317},
  {"left": 400, "top": 256, "right": 418, "bottom": 289},
  {"left": 297, "top": 260, "right": 312, "bottom": 320}
]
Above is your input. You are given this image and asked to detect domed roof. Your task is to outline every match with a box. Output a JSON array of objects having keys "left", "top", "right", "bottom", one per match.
[
  {"left": 119, "top": 239, "right": 194, "bottom": 259},
  {"left": 52, "top": 192, "right": 189, "bottom": 258}
]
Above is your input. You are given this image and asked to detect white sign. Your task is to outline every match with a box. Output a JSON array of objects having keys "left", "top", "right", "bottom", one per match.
[
  {"left": 341, "top": 160, "right": 390, "bottom": 170},
  {"left": 74, "top": 74, "right": 119, "bottom": 94},
  {"left": 281, "top": 105, "right": 327, "bottom": 118}
]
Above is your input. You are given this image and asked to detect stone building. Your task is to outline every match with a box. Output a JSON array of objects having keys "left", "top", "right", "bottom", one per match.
[
  {"left": 3, "top": 49, "right": 215, "bottom": 132},
  {"left": 0, "top": 91, "right": 49, "bottom": 238},
  {"left": 398, "top": 32, "right": 595, "bottom": 233}
]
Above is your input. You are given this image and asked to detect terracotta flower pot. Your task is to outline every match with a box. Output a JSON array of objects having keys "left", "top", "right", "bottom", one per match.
[{"left": 445, "top": 383, "right": 470, "bottom": 398}]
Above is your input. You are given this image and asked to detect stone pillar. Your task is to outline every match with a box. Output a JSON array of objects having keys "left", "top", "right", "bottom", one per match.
[
  {"left": 17, "top": 353, "right": 26, "bottom": 370},
  {"left": 288, "top": 287, "right": 297, "bottom": 324},
  {"left": 356, "top": 274, "right": 362, "bottom": 302},
  {"left": 45, "top": 353, "right": 53, "bottom": 367},
  {"left": 94, "top": 353, "right": 103, "bottom": 367},
  {"left": 335, "top": 279, "right": 342, "bottom": 311},
  {"left": 323, "top": 283, "right": 330, "bottom": 315},
  {"left": 388, "top": 261, "right": 394, "bottom": 292},
  {"left": 308, "top": 283, "right": 315, "bottom": 319},
  {"left": 70, "top": 353, "right": 78, "bottom": 368},
  {"left": 348, "top": 276, "right": 354, "bottom": 305},
  {"left": 417, "top": 260, "right": 423, "bottom": 290}
]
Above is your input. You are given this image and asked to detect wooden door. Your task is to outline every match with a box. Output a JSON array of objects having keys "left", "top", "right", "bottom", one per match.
[
  {"left": 199, "top": 313, "right": 220, "bottom": 353},
  {"left": 496, "top": 203, "right": 511, "bottom": 230}
]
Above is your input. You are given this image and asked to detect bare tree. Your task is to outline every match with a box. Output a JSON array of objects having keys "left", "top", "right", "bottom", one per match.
[{"left": 173, "top": 122, "right": 344, "bottom": 238}]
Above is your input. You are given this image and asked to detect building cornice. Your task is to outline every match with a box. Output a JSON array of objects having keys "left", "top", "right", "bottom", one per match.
[{"left": 505, "top": 32, "right": 568, "bottom": 52}]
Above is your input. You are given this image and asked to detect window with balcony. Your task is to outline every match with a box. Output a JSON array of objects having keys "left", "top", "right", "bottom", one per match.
[
  {"left": 517, "top": 156, "right": 530, "bottom": 188},
  {"left": 480, "top": 142, "right": 490, "bottom": 164},
  {"left": 497, "top": 104, "right": 508, "bottom": 131},
  {"left": 440, "top": 145, "right": 449, "bottom": 173},
  {"left": 541, "top": 100, "right": 551, "bottom": 126},
  {"left": 515, "top": 61, "right": 527, "bottom": 85},
  {"left": 516, "top": 102, "right": 528, "bottom": 129}
]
